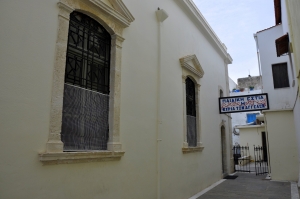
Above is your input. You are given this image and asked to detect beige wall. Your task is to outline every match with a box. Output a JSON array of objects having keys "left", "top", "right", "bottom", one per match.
[
  {"left": 239, "top": 127, "right": 264, "bottom": 147},
  {"left": 238, "top": 126, "right": 265, "bottom": 161},
  {"left": 285, "top": 0, "right": 300, "bottom": 84},
  {"left": 265, "top": 111, "right": 299, "bottom": 181},
  {"left": 0, "top": 0, "right": 232, "bottom": 199}
]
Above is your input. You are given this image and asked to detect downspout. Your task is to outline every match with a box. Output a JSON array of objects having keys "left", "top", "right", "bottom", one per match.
[
  {"left": 253, "top": 33, "right": 263, "bottom": 93},
  {"left": 155, "top": 8, "right": 168, "bottom": 199}
]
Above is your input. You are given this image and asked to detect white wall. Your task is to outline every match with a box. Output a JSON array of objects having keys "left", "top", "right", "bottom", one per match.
[
  {"left": 284, "top": 0, "right": 300, "bottom": 185},
  {"left": 281, "top": 0, "right": 290, "bottom": 34},
  {"left": 294, "top": 97, "right": 300, "bottom": 184},
  {"left": 239, "top": 127, "right": 264, "bottom": 148},
  {"left": 228, "top": 77, "right": 237, "bottom": 92},
  {"left": 265, "top": 111, "right": 298, "bottom": 181},
  {"left": 0, "top": 0, "right": 232, "bottom": 199},
  {"left": 256, "top": 6, "right": 300, "bottom": 181},
  {"left": 238, "top": 126, "right": 264, "bottom": 160},
  {"left": 257, "top": 25, "right": 297, "bottom": 110},
  {"left": 230, "top": 89, "right": 262, "bottom": 145}
]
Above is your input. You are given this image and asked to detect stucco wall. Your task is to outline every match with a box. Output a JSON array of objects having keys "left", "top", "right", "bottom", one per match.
[
  {"left": 284, "top": 0, "right": 300, "bottom": 185},
  {"left": 285, "top": 0, "right": 300, "bottom": 84},
  {"left": 265, "top": 111, "right": 298, "bottom": 181},
  {"left": 239, "top": 127, "right": 264, "bottom": 148},
  {"left": 228, "top": 77, "right": 237, "bottom": 92},
  {"left": 238, "top": 126, "right": 264, "bottom": 161},
  {"left": 293, "top": 97, "right": 300, "bottom": 185},
  {"left": 0, "top": 0, "right": 232, "bottom": 199},
  {"left": 257, "top": 25, "right": 297, "bottom": 110}
]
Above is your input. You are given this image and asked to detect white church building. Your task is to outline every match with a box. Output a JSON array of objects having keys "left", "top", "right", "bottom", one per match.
[{"left": 0, "top": 0, "right": 233, "bottom": 198}]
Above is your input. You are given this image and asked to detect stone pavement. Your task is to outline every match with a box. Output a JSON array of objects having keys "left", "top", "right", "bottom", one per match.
[{"left": 196, "top": 173, "right": 291, "bottom": 199}]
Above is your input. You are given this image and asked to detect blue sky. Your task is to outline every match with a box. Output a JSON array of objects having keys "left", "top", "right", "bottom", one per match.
[{"left": 193, "top": 0, "right": 275, "bottom": 83}]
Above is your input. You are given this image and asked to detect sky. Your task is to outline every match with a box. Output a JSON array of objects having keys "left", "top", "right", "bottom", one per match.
[{"left": 193, "top": 0, "right": 275, "bottom": 83}]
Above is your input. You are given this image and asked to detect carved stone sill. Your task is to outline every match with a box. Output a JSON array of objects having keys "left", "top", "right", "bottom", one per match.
[
  {"left": 182, "top": 147, "right": 204, "bottom": 154},
  {"left": 39, "top": 151, "right": 125, "bottom": 165}
]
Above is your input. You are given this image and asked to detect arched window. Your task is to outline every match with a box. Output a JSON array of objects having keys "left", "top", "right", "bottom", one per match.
[
  {"left": 61, "top": 11, "right": 111, "bottom": 151},
  {"left": 186, "top": 77, "right": 197, "bottom": 147},
  {"left": 220, "top": 89, "right": 223, "bottom": 97}
]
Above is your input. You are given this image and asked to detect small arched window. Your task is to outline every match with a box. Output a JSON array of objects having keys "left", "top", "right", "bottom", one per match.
[
  {"left": 220, "top": 89, "right": 223, "bottom": 97},
  {"left": 61, "top": 11, "right": 111, "bottom": 151},
  {"left": 186, "top": 77, "right": 197, "bottom": 147}
]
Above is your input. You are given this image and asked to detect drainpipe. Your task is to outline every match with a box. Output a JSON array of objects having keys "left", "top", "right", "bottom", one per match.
[
  {"left": 155, "top": 8, "right": 168, "bottom": 199},
  {"left": 253, "top": 33, "right": 263, "bottom": 93}
]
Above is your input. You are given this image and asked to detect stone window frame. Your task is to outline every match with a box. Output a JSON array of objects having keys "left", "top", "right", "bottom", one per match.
[
  {"left": 180, "top": 55, "right": 204, "bottom": 153},
  {"left": 39, "top": 0, "right": 134, "bottom": 165}
]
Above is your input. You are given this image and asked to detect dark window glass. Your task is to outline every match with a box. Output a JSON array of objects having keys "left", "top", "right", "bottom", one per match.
[
  {"left": 64, "top": 11, "right": 111, "bottom": 94},
  {"left": 186, "top": 78, "right": 196, "bottom": 117},
  {"left": 61, "top": 12, "right": 111, "bottom": 151},
  {"left": 272, "top": 63, "right": 289, "bottom": 88},
  {"left": 186, "top": 77, "right": 197, "bottom": 147},
  {"left": 220, "top": 89, "right": 223, "bottom": 97}
]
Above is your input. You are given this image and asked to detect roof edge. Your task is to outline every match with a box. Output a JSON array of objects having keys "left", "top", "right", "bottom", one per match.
[{"left": 256, "top": 24, "right": 281, "bottom": 33}]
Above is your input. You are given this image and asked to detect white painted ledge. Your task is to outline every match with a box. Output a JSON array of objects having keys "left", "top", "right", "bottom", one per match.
[
  {"left": 235, "top": 124, "right": 265, "bottom": 129},
  {"left": 39, "top": 151, "right": 125, "bottom": 165},
  {"left": 182, "top": 146, "right": 204, "bottom": 154}
]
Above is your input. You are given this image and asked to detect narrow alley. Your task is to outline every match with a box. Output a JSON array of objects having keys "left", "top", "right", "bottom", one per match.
[{"left": 193, "top": 173, "right": 295, "bottom": 199}]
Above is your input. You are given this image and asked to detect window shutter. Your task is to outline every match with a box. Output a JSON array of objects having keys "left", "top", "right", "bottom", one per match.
[
  {"left": 272, "top": 63, "right": 290, "bottom": 88},
  {"left": 275, "top": 34, "right": 289, "bottom": 57},
  {"left": 274, "top": 0, "right": 282, "bottom": 25}
]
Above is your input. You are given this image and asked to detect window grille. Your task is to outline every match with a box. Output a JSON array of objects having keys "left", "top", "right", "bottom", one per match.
[
  {"left": 272, "top": 63, "right": 289, "bottom": 89},
  {"left": 64, "top": 11, "right": 111, "bottom": 94},
  {"left": 61, "top": 11, "right": 111, "bottom": 151},
  {"left": 186, "top": 77, "right": 197, "bottom": 147}
]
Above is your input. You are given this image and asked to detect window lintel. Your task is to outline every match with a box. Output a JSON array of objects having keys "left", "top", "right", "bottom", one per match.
[
  {"left": 89, "top": 0, "right": 134, "bottom": 27},
  {"left": 180, "top": 54, "right": 204, "bottom": 78}
]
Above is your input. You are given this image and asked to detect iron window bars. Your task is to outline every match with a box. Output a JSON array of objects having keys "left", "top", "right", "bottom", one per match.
[
  {"left": 64, "top": 11, "right": 111, "bottom": 94},
  {"left": 186, "top": 77, "right": 197, "bottom": 147},
  {"left": 61, "top": 12, "right": 111, "bottom": 151}
]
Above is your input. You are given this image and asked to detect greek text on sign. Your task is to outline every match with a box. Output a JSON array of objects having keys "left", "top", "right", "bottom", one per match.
[{"left": 219, "top": 93, "right": 269, "bottom": 114}]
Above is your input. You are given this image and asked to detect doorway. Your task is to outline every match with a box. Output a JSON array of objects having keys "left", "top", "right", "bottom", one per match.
[
  {"left": 221, "top": 126, "right": 227, "bottom": 176},
  {"left": 261, "top": 132, "right": 268, "bottom": 162}
]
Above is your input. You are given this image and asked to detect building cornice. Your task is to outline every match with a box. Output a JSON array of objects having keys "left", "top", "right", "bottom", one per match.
[{"left": 178, "top": 0, "right": 232, "bottom": 64}]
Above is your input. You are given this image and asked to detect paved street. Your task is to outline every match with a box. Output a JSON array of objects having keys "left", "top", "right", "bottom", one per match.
[{"left": 197, "top": 173, "right": 291, "bottom": 199}]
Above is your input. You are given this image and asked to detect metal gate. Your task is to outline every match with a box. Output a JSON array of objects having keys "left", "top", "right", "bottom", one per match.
[
  {"left": 233, "top": 146, "right": 251, "bottom": 173},
  {"left": 233, "top": 145, "right": 269, "bottom": 175},
  {"left": 254, "top": 145, "right": 268, "bottom": 175}
]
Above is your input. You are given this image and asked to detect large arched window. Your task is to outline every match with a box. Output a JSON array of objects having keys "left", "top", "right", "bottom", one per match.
[
  {"left": 61, "top": 11, "right": 111, "bottom": 151},
  {"left": 186, "top": 77, "right": 197, "bottom": 147}
]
